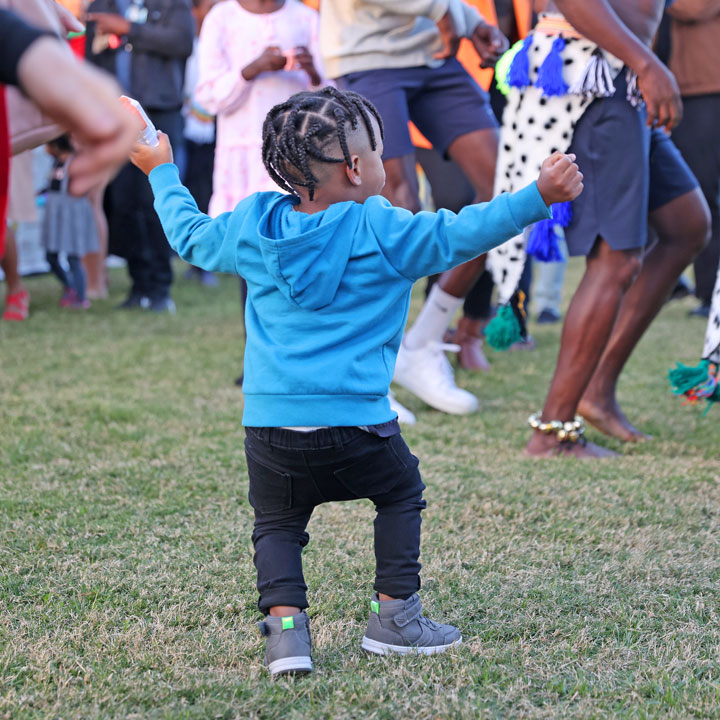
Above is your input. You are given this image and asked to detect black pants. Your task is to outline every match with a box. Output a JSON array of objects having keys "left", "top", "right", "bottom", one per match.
[
  {"left": 416, "top": 146, "right": 495, "bottom": 320},
  {"left": 245, "top": 426, "right": 426, "bottom": 613},
  {"left": 105, "top": 109, "right": 185, "bottom": 300},
  {"left": 183, "top": 139, "right": 215, "bottom": 214},
  {"left": 671, "top": 94, "right": 720, "bottom": 305}
]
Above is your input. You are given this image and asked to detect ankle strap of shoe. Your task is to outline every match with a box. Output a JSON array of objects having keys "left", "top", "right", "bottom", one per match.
[{"left": 393, "top": 596, "right": 423, "bottom": 627}]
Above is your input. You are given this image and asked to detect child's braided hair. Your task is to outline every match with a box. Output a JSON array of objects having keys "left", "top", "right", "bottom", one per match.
[{"left": 262, "top": 87, "right": 384, "bottom": 201}]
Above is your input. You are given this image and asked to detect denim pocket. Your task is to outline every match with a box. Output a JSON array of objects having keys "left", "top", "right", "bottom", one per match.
[
  {"left": 246, "top": 453, "right": 292, "bottom": 514},
  {"left": 333, "top": 436, "right": 410, "bottom": 499}
]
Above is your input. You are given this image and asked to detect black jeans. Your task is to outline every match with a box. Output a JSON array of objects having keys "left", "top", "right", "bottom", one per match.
[
  {"left": 183, "top": 139, "right": 215, "bottom": 214},
  {"left": 416, "top": 146, "right": 495, "bottom": 321},
  {"left": 245, "top": 426, "right": 426, "bottom": 614},
  {"left": 105, "top": 109, "right": 185, "bottom": 301},
  {"left": 672, "top": 94, "right": 720, "bottom": 304}
]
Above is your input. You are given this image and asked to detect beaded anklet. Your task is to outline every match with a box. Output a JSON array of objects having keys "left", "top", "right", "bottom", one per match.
[{"left": 527, "top": 413, "right": 586, "bottom": 443}]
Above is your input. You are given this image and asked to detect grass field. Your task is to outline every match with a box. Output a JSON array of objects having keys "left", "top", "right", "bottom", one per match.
[{"left": 1, "top": 261, "right": 719, "bottom": 719}]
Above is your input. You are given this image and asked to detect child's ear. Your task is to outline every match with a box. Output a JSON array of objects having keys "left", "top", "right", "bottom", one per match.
[{"left": 344, "top": 154, "right": 362, "bottom": 186}]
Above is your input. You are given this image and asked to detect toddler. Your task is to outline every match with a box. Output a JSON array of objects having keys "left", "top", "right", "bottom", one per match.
[
  {"left": 42, "top": 135, "right": 98, "bottom": 309},
  {"left": 130, "top": 87, "right": 582, "bottom": 676}
]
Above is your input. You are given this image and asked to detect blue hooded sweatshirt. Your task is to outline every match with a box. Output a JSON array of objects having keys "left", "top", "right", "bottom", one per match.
[{"left": 148, "top": 163, "right": 551, "bottom": 427}]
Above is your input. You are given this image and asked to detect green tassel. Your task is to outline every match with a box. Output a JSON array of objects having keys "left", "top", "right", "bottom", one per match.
[
  {"left": 668, "top": 359, "right": 720, "bottom": 415},
  {"left": 668, "top": 360, "right": 711, "bottom": 395},
  {"left": 486, "top": 304, "right": 523, "bottom": 351}
]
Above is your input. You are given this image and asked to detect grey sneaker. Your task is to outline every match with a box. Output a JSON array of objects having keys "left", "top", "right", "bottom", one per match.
[
  {"left": 258, "top": 611, "right": 313, "bottom": 676},
  {"left": 361, "top": 594, "right": 462, "bottom": 656}
]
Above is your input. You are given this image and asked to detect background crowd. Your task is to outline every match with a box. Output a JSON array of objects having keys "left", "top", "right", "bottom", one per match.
[{"left": 2, "top": 0, "right": 719, "bottom": 425}]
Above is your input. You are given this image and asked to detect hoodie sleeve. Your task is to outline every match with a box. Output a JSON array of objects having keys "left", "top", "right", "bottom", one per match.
[
  {"left": 148, "top": 163, "right": 240, "bottom": 274},
  {"left": 366, "top": 182, "right": 551, "bottom": 282}
]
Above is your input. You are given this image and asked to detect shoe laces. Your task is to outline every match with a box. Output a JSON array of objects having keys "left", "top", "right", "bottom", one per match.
[{"left": 425, "top": 342, "right": 462, "bottom": 388}]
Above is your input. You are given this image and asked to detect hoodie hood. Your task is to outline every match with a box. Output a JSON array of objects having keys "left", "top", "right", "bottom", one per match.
[{"left": 256, "top": 194, "right": 358, "bottom": 310}]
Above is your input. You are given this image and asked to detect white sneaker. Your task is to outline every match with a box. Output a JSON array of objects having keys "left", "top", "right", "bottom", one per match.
[
  {"left": 388, "top": 390, "right": 416, "bottom": 425},
  {"left": 394, "top": 341, "right": 478, "bottom": 415}
]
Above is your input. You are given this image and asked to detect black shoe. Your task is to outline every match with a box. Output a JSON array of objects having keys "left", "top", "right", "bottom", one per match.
[
  {"left": 689, "top": 303, "right": 710, "bottom": 318},
  {"left": 148, "top": 296, "right": 176, "bottom": 314},
  {"left": 116, "top": 293, "right": 148, "bottom": 310},
  {"left": 669, "top": 276, "right": 694, "bottom": 302},
  {"left": 536, "top": 308, "right": 561, "bottom": 324}
]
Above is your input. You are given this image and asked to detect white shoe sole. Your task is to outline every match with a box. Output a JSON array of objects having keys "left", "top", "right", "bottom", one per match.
[
  {"left": 267, "top": 656, "right": 313, "bottom": 675},
  {"left": 394, "top": 375, "right": 478, "bottom": 415},
  {"left": 361, "top": 636, "right": 462, "bottom": 656},
  {"left": 388, "top": 393, "right": 417, "bottom": 425}
]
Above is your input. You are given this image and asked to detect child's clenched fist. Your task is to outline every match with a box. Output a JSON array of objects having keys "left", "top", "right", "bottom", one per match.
[{"left": 536, "top": 152, "right": 584, "bottom": 206}]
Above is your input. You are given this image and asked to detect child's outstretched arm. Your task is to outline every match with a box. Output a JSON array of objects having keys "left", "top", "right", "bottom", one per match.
[
  {"left": 369, "top": 152, "right": 583, "bottom": 282},
  {"left": 130, "top": 133, "right": 239, "bottom": 274}
]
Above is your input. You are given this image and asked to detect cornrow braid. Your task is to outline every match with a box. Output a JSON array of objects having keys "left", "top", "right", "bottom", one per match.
[{"left": 262, "top": 87, "right": 384, "bottom": 201}]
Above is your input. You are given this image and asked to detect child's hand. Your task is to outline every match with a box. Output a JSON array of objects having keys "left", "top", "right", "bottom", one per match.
[
  {"left": 130, "top": 131, "right": 173, "bottom": 176},
  {"left": 294, "top": 46, "right": 321, "bottom": 86},
  {"left": 242, "top": 47, "right": 286, "bottom": 80},
  {"left": 536, "top": 152, "right": 584, "bottom": 206}
]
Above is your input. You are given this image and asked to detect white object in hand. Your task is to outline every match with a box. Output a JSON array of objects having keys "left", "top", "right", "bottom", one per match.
[{"left": 119, "top": 95, "right": 159, "bottom": 147}]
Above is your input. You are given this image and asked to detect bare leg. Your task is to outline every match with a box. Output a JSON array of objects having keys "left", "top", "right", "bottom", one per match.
[
  {"left": 83, "top": 183, "right": 109, "bottom": 299},
  {"left": 437, "top": 128, "right": 499, "bottom": 297},
  {"left": 579, "top": 188, "right": 710, "bottom": 441},
  {"left": 382, "top": 154, "right": 421, "bottom": 212},
  {"left": 526, "top": 238, "right": 643, "bottom": 458},
  {"left": 1, "top": 224, "right": 25, "bottom": 296}
]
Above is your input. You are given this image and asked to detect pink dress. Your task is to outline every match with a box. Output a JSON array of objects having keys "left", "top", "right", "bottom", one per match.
[{"left": 195, "top": 0, "right": 325, "bottom": 217}]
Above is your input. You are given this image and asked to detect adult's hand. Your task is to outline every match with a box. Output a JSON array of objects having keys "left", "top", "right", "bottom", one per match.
[
  {"left": 55, "top": 3, "right": 84, "bottom": 35},
  {"left": 636, "top": 57, "right": 683, "bottom": 132},
  {"left": 471, "top": 20, "right": 509, "bottom": 68},
  {"left": 434, "top": 11, "right": 461, "bottom": 59},
  {"left": 17, "top": 37, "right": 139, "bottom": 195},
  {"left": 86, "top": 12, "right": 131, "bottom": 37}
]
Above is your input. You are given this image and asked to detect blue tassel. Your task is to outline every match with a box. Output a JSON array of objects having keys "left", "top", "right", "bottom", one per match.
[
  {"left": 527, "top": 219, "right": 563, "bottom": 262},
  {"left": 551, "top": 200, "right": 573, "bottom": 228},
  {"left": 507, "top": 35, "right": 533, "bottom": 89},
  {"left": 536, "top": 37, "right": 568, "bottom": 97}
]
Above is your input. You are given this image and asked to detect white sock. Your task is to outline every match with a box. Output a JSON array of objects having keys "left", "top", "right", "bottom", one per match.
[{"left": 403, "top": 285, "right": 463, "bottom": 350}]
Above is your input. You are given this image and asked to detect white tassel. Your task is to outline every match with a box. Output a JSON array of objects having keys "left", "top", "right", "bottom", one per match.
[
  {"left": 625, "top": 69, "right": 642, "bottom": 107},
  {"left": 569, "top": 47, "right": 616, "bottom": 98}
]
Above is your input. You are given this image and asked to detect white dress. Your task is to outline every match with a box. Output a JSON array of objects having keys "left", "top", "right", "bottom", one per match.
[{"left": 195, "top": 0, "right": 325, "bottom": 216}]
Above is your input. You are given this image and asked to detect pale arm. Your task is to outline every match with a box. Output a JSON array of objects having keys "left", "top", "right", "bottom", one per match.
[{"left": 194, "top": 11, "right": 251, "bottom": 116}]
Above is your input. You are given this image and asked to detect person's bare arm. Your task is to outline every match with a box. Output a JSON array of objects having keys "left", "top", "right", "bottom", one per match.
[
  {"left": 553, "top": 0, "right": 654, "bottom": 69},
  {"left": 668, "top": 0, "right": 720, "bottom": 22},
  {"left": 17, "top": 36, "right": 139, "bottom": 195},
  {"left": 553, "top": 0, "right": 682, "bottom": 131}
]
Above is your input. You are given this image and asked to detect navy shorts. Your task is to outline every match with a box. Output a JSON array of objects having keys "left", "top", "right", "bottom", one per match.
[
  {"left": 336, "top": 59, "right": 498, "bottom": 160},
  {"left": 566, "top": 73, "right": 698, "bottom": 256}
]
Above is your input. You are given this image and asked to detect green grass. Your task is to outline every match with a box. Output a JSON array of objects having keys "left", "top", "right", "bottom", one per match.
[{"left": 1, "top": 261, "right": 719, "bottom": 719}]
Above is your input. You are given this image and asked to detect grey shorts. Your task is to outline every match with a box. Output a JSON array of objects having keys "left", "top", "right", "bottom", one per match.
[{"left": 566, "top": 72, "right": 698, "bottom": 256}]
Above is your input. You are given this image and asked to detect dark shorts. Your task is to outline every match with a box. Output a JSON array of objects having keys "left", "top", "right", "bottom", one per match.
[
  {"left": 566, "top": 73, "right": 698, "bottom": 256},
  {"left": 336, "top": 58, "right": 498, "bottom": 159}
]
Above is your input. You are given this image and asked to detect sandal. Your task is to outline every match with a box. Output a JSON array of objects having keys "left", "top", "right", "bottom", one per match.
[{"left": 3, "top": 289, "right": 29, "bottom": 321}]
